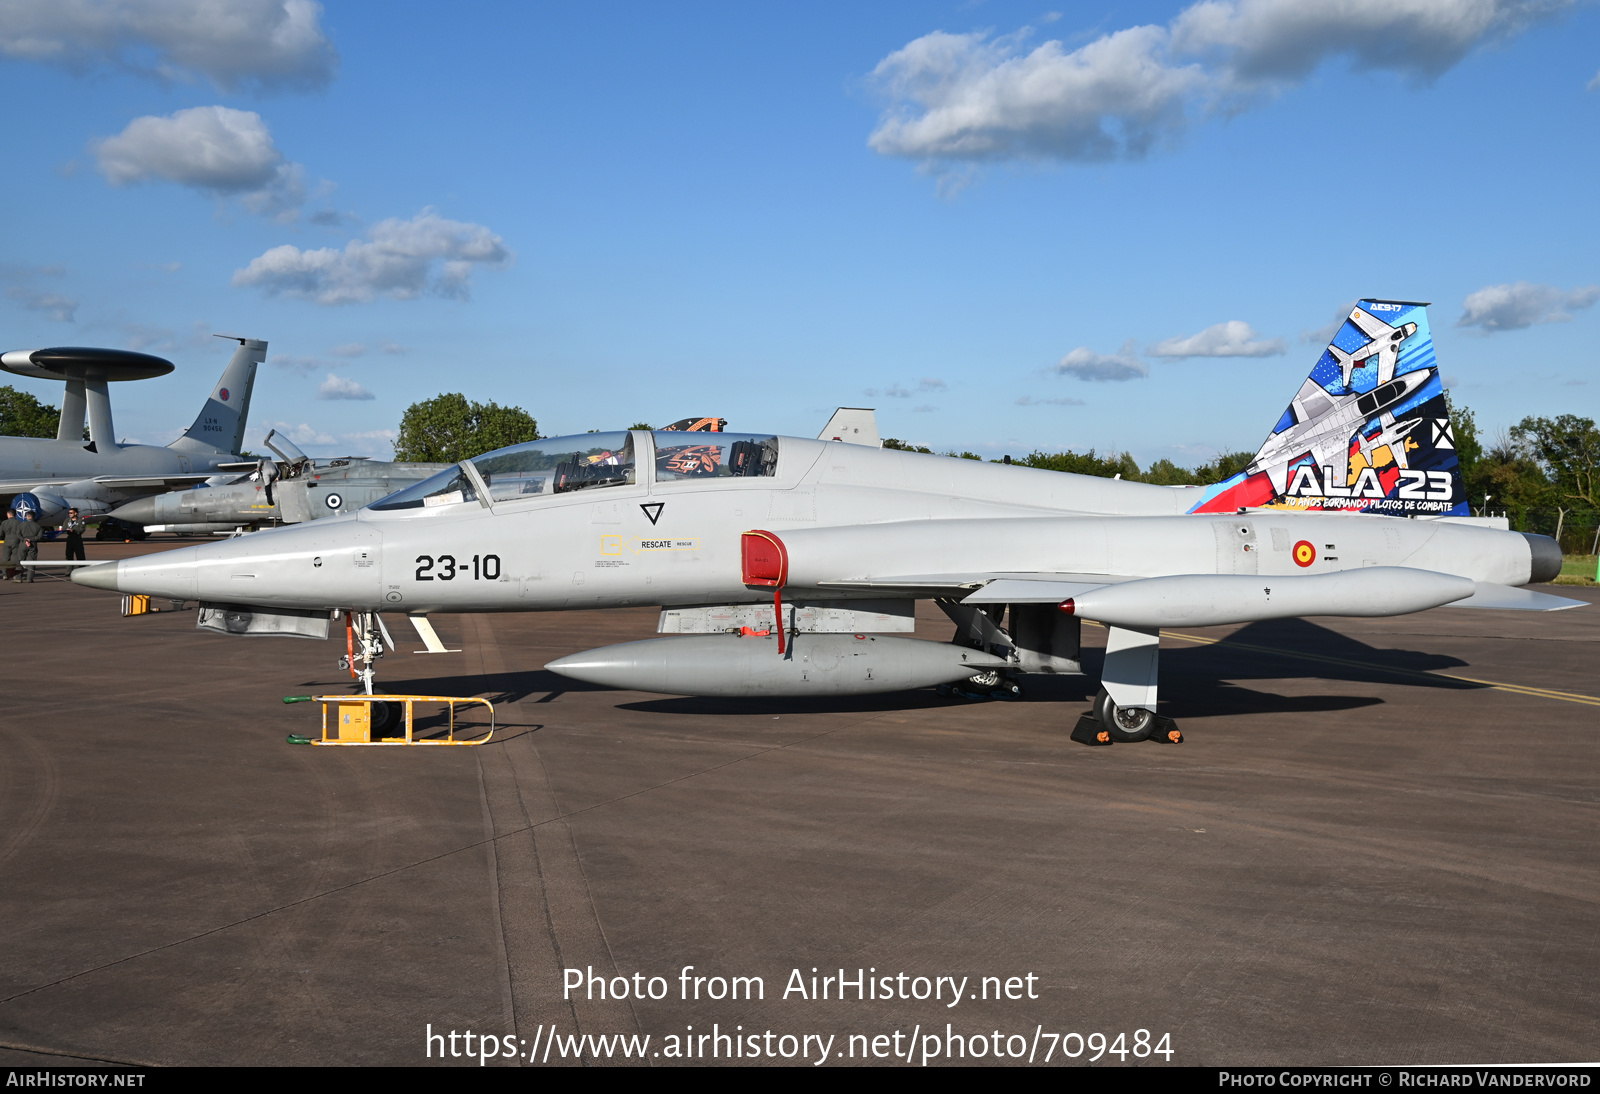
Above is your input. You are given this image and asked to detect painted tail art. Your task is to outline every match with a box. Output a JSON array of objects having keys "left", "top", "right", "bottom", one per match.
[{"left": 1189, "top": 299, "right": 1466, "bottom": 517}]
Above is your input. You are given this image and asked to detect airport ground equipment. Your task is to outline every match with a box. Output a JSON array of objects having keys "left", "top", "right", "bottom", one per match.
[
  {"left": 72, "top": 301, "right": 1587, "bottom": 742},
  {"left": 282, "top": 693, "right": 494, "bottom": 746}
]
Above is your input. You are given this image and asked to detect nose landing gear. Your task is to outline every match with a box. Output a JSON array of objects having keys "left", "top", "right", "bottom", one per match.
[
  {"left": 337, "top": 609, "right": 397, "bottom": 712},
  {"left": 1071, "top": 688, "right": 1183, "bottom": 746}
]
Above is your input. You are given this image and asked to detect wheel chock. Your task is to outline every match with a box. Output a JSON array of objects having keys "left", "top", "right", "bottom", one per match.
[
  {"left": 1070, "top": 712, "right": 1113, "bottom": 746},
  {"left": 1151, "top": 715, "right": 1183, "bottom": 744}
]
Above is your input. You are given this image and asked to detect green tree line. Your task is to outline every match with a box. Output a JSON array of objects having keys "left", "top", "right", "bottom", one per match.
[
  {"left": 392, "top": 393, "right": 540, "bottom": 462},
  {"left": 0, "top": 385, "right": 62, "bottom": 438},
  {"left": 884, "top": 435, "right": 1257, "bottom": 486}
]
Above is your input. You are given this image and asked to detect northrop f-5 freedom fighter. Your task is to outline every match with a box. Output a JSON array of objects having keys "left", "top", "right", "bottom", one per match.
[{"left": 72, "top": 301, "right": 1581, "bottom": 742}]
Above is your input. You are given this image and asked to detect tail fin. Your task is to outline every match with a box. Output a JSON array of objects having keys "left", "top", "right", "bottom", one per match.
[
  {"left": 1189, "top": 300, "right": 1465, "bottom": 517},
  {"left": 169, "top": 336, "right": 265, "bottom": 456}
]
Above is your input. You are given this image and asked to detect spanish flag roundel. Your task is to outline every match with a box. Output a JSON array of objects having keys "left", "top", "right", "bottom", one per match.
[{"left": 1293, "top": 540, "right": 1317, "bottom": 567}]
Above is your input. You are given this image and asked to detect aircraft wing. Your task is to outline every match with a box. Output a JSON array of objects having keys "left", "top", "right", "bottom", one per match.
[
  {"left": 0, "top": 478, "right": 75, "bottom": 492},
  {"left": 815, "top": 572, "right": 1126, "bottom": 598},
  {"left": 815, "top": 567, "right": 1574, "bottom": 628},
  {"left": 90, "top": 474, "right": 223, "bottom": 489},
  {"left": 1, "top": 471, "right": 224, "bottom": 493}
]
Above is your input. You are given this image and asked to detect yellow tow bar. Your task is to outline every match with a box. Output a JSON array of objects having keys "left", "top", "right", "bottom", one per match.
[{"left": 282, "top": 694, "right": 495, "bottom": 746}]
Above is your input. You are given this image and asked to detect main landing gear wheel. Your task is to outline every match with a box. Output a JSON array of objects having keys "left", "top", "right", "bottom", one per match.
[
  {"left": 1093, "top": 688, "right": 1156, "bottom": 743},
  {"left": 369, "top": 699, "right": 403, "bottom": 737}
]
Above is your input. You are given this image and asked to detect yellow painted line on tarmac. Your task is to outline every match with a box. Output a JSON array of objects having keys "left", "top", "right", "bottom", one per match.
[{"left": 1156, "top": 628, "right": 1600, "bottom": 709}]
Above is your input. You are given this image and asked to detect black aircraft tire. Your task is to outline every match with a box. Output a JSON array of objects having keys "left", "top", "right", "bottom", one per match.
[
  {"left": 369, "top": 699, "right": 403, "bottom": 737},
  {"left": 1094, "top": 688, "right": 1156, "bottom": 743}
]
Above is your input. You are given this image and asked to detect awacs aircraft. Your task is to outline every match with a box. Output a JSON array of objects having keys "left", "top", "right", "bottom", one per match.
[
  {"left": 72, "top": 301, "right": 1581, "bottom": 742},
  {"left": 108, "top": 415, "right": 735, "bottom": 532},
  {"left": 0, "top": 338, "right": 263, "bottom": 525}
]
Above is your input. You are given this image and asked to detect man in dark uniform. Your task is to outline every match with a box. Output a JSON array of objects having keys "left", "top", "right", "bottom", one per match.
[
  {"left": 14, "top": 504, "right": 41, "bottom": 582},
  {"left": 1, "top": 507, "right": 18, "bottom": 581},
  {"left": 64, "top": 508, "right": 87, "bottom": 562}
]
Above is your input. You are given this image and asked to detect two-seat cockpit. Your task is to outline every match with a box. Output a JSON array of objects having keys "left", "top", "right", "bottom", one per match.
[{"left": 368, "top": 430, "right": 782, "bottom": 512}]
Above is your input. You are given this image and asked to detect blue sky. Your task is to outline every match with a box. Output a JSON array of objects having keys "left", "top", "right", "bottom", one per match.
[{"left": 1, "top": 1, "right": 1596, "bottom": 463}]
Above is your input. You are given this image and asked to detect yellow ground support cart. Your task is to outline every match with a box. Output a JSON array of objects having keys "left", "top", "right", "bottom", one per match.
[{"left": 282, "top": 694, "right": 495, "bottom": 746}]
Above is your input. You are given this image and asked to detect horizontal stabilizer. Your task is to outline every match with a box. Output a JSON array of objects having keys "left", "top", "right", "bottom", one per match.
[{"left": 1443, "top": 582, "right": 1588, "bottom": 611}]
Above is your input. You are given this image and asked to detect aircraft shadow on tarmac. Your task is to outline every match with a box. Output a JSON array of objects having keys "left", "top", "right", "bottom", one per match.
[
  {"left": 298, "top": 619, "right": 1478, "bottom": 722},
  {"left": 619, "top": 618, "right": 1477, "bottom": 720}
]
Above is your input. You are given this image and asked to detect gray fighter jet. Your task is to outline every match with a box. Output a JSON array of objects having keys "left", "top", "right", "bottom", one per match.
[
  {"left": 108, "top": 414, "right": 747, "bottom": 531},
  {"left": 72, "top": 301, "right": 1580, "bottom": 743},
  {"left": 107, "top": 429, "right": 447, "bottom": 532},
  {"left": 0, "top": 338, "right": 263, "bottom": 525}
]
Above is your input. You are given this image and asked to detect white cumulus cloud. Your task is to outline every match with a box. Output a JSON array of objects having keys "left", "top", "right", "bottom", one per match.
[
  {"left": 93, "top": 106, "right": 306, "bottom": 218},
  {"left": 870, "top": 26, "right": 1205, "bottom": 162},
  {"left": 261, "top": 422, "right": 396, "bottom": 457},
  {"left": 869, "top": 1, "right": 1569, "bottom": 165},
  {"left": 1, "top": 265, "right": 78, "bottom": 321},
  {"left": 1052, "top": 341, "right": 1149, "bottom": 381},
  {"left": 1147, "top": 319, "right": 1285, "bottom": 358},
  {"left": 866, "top": 377, "right": 948, "bottom": 398},
  {"left": 0, "top": 0, "right": 337, "bottom": 92},
  {"left": 5, "top": 285, "right": 76, "bottom": 321},
  {"left": 1457, "top": 281, "right": 1600, "bottom": 332},
  {"left": 232, "top": 210, "right": 512, "bottom": 305},
  {"left": 317, "top": 372, "right": 373, "bottom": 400},
  {"left": 1168, "top": 0, "right": 1551, "bottom": 83}
]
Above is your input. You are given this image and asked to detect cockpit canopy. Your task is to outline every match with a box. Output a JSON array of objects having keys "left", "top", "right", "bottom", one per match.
[
  {"left": 368, "top": 430, "right": 782, "bottom": 511},
  {"left": 370, "top": 432, "right": 636, "bottom": 510}
]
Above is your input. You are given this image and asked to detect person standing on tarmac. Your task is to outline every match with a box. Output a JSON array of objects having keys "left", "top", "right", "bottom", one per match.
[
  {"left": 64, "top": 508, "right": 87, "bottom": 562},
  {"left": 1, "top": 507, "right": 18, "bottom": 581},
  {"left": 14, "top": 505, "right": 41, "bottom": 582}
]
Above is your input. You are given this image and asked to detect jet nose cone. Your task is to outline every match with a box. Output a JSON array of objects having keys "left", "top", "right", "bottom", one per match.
[
  {"left": 109, "top": 497, "right": 157, "bottom": 524},
  {"left": 544, "top": 651, "right": 625, "bottom": 686},
  {"left": 72, "top": 561, "right": 122, "bottom": 591},
  {"left": 544, "top": 652, "right": 589, "bottom": 677}
]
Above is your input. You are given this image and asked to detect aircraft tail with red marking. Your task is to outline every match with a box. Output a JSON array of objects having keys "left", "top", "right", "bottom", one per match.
[
  {"left": 1188, "top": 299, "right": 1467, "bottom": 517},
  {"left": 168, "top": 336, "right": 264, "bottom": 458}
]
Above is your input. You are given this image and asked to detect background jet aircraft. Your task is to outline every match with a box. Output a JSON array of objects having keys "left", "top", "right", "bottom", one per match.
[
  {"left": 107, "top": 429, "right": 448, "bottom": 531},
  {"left": 109, "top": 415, "right": 743, "bottom": 532},
  {"left": 72, "top": 301, "right": 1578, "bottom": 743},
  {"left": 0, "top": 338, "right": 263, "bottom": 525}
]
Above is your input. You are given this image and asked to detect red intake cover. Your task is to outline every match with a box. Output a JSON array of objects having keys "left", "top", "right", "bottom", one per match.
[{"left": 741, "top": 529, "right": 788, "bottom": 587}]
